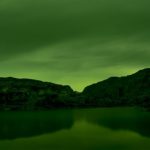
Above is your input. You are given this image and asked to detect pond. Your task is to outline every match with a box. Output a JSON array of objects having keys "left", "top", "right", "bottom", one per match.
[{"left": 0, "top": 107, "right": 150, "bottom": 150}]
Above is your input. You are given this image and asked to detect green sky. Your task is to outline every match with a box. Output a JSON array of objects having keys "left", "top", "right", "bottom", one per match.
[{"left": 0, "top": 0, "right": 150, "bottom": 91}]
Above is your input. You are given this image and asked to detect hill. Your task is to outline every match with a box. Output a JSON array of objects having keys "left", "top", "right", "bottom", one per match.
[
  {"left": 0, "top": 77, "right": 76, "bottom": 110},
  {"left": 82, "top": 68, "right": 150, "bottom": 108},
  {"left": 0, "top": 68, "right": 149, "bottom": 110}
]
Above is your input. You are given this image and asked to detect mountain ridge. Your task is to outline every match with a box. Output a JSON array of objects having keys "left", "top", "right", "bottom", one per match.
[
  {"left": 82, "top": 68, "right": 150, "bottom": 108},
  {"left": 0, "top": 68, "right": 149, "bottom": 110},
  {"left": 83, "top": 68, "right": 150, "bottom": 91}
]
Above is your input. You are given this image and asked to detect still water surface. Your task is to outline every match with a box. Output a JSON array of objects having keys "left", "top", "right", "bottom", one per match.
[{"left": 0, "top": 107, "right": 150, "bottom": 150}]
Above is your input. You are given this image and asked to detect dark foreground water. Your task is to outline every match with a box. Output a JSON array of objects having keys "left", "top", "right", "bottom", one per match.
[{"left": 0, "top": 107, "right": 150, "bottom": 150}]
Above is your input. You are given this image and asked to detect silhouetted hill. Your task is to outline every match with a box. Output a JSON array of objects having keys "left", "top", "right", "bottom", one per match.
[
  {"left": 0, "top": 68, "right": 149, "bottom": 110},
  {"left": 82, "top": 68, "right": 150, "bottom": 108},
  {"left": 0, "top": 77, "right": 76, "bottom": 110}
]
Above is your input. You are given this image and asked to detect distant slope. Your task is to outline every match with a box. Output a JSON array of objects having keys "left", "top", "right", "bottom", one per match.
[
  {"left": 82, "top": 68, "right": 150, "bottom": 107},
  {"left": 0, "top": 68, "right": 149, "bottom": 110},
  {"left": 0, "top": 77, "right": 76, "bottom": 110}
]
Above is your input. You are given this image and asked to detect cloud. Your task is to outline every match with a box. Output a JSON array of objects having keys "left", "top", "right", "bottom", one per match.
[{"left": 0, "top": 0, "right": 150, "bottom": 90}]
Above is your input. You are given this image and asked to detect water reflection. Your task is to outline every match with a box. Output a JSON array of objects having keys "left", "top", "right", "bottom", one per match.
[
  {"left": 75, "top": 108, "right": 150, "bottom": 138},
  {"left": 0, "top": 108, "right": 150, "bottom": 150},
  {"left": 0, "top": 110, "right": 74, "bottom": 140}
]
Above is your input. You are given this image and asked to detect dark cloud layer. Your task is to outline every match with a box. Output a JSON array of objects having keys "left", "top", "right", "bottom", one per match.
[{"left": 0, "top": 0, "right": 150, "bottom": 90}]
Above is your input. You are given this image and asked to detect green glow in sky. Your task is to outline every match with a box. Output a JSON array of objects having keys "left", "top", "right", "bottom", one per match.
[{"left": 0, "top": 0, "right": 150, "bottom": 91}]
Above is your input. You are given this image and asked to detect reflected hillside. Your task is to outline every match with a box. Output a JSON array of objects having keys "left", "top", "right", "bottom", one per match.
[
  {"left": 75, "top": 108, "right": 150, "bottom": 138},
  {"left": 0, "top": 108, "right": 150, "bottom": 141},
  {"left": 0, "top": 110, "right": 74, "bottom": 140}
]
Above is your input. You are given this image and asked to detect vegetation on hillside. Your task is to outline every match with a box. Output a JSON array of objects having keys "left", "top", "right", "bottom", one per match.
[{"left": 0, "top": 68, "right": 149, "bottom": 110}]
